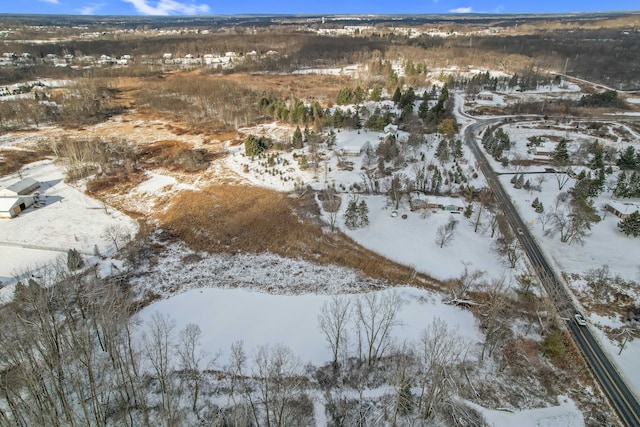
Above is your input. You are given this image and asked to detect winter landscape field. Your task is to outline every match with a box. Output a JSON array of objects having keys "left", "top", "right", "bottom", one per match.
[{"left": 1, "top": 11, "right": 639, "bottom": 427}]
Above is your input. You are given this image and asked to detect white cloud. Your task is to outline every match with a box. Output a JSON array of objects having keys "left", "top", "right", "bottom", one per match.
[
  {"left": 449, "top": 7, "right": 473, "bottom": 13},
  {"left": 123, "top": 0, "right": 210, "bottom": 15},
  {"left": 79, "top": 3, "right": 104, "bottom": 14},
  {"left": 40, "top": 0, "right": 60, "bottom": 4}
]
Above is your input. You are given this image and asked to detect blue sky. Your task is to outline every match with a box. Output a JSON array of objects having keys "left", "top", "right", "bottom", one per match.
[{"left": 2, "top": 0, "right": 638, "bottom": 16}]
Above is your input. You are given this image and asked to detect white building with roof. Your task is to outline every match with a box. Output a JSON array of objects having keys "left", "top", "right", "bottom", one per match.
[
  {"left": 0, "top": 196, "right": 35, "bottom": 218},
  {"left": 0, "top": 178, "right": 40, "bottom": 197},
  {"left": 606, "top": 202, "right": 640, "bottom": 219}
]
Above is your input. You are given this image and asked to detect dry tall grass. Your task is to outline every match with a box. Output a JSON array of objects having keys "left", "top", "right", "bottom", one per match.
[
  {"left": 158, "top": 184, "right": 441, "bottom": 289},
  {"left": 0, "top": 149, "right": 47, "bottom": 176}
]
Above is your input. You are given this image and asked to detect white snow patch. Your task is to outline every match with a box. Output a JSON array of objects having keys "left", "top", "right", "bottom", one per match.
[
  {"left": 338, "top": 195, "right": 510, "bottom": 281},
  {"left": 136, "top": 171, "right": 177, "bottom": 193},
  {"left": 469, "top": 395, "right": 584, "bottom": 427},
  {"left": 136, "top": 286, "right": 482, "bottom": 367}
]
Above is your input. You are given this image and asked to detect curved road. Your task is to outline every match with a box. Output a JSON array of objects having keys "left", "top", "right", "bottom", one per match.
[{"left": 463, "top": 116, "right": 640, "bottom": 427}]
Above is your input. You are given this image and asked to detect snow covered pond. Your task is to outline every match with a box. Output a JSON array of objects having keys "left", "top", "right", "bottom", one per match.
[{"left": 136, "top": 286, "right": 482, "bottom": 366}]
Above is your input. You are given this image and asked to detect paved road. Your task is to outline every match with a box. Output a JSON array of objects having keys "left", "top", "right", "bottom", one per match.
[{"left": 463, "top": 117, "right": 640, "bottom": 427}]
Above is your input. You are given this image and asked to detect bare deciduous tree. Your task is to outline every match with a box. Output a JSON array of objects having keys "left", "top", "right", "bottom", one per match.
[
  {"left": 353, "top": 291, "right": 403, "bottom": 367},
  {"left": 177, "top": 324, "right": 209, "bottom": 413},
  {"left": 493, "top": 229, "right": 520, "bottom": 268},
  {"left": 318, "top": 296, "right": 351, "bottom": 368},
  {"left": 143, "top": 312, "right": 180, "bottom": 426},
  {"left": 321, "top": 187, "right": 341, "bottom": 232},
  {"left": 435, "top": 216, "right": 458, "bottom": 248},
  {"left": 252, "top": 344, "right": 310, "bottom": 427},
  {"left": 416, "top": 318, "right": 468, "bottom": 420},
  {"left": 101, "top": 224, "right": 131, "bottom": 252},
  {"left": 480, "top": 279, "right": 512, "bottom": 363}
]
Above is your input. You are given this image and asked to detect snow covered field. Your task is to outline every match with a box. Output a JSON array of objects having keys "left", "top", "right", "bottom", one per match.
[
  {"left": 133, "top": 250, "right": 584, "bottom": 426},
  {"left": 2, "top": 73, "right": 627, "bottom": 424},
  {"left": 0, "top": 160, "right": 138, "bottom": 293},
  {"left": 338, "top": 195, "right": 508, "bottom": 280}
]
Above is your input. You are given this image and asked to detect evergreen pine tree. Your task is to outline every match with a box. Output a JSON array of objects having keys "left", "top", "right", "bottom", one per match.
[
  {"left": 392, "top": 87, "right": 402, "bottom": 103},
  {"left": 590, "top": 145, "right": 604, "bottom": 170},
  {"left": 292, "top": 126, "right": 303, "bottom": 148},
  {"left": 617, "top": 146, "right": 637, "bottom": 169},
  {"left": 67, "top": 248, "right": 84, "bottom": 271},
  {"left": 629, "top": 171, "right": 640, "bottom": 197},
  {"left": 614, "top": 171, "right": 629, "bottom": 198},
  {"left": 618, "top": 211, "right": 640, "bottom": 237},
  {"left": 464, "top": 204, "right": 473, "bottom": 218},
  {"left": 531, "top": 197, "right": 540, "bottom": 208},
  {"left": 369, "top": 84, "right": 382, "bottom": 102},
  {"left": 431, "top": 167, "right": 442, "bottom": 194},
  {"left": 535, "top": 202, "right": 544, "bottom": 213},
  {"left": 344, "top": 199, "right": 359, "bottom": 229},
  {"left": 515, "top": 174, "right": 524, "bottom": 189},
  {"left": 435, "top": 139, "right": 450, "bottom": 163},
  {"left": 552, "top": 139, "right": 570, "bottom": 166},
  {"left": 357, "top": 200, "right": 369, "bottom": 227}
]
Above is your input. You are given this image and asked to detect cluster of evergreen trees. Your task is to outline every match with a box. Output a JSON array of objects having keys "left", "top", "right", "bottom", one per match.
[
  {"left": 244, "top": 134, "right": 272, "bottom": 156},
  {"left": 579, "top": 90, "right": 626, "bottom": 108},
  {"left": 464, "top": 71, "right": 499, "bottom": 94},
  {"left": 510, "top": 174, "right": 530, "bottom": 190},
  {"left": 365, "top": 107, "right": 394, "bottom": 131},
  {"left": 614, "top": 170, "right": 640, "bottom": 198},
  {"left": 344, "top": 197, "right": 369, "bottom": 229},
  {"left": 258, "top": 95, "right": 324, "bottom": 128},
  {"left": 414, "top": 164, "right": 443, "bottom": 195},
  {"left": 435, "top": 138, "right": 463, "bottom": 163},
  {"left": 570, "top": 169, "right": 606, "bottom": 199},
  {"left": 418, "top": 83, "right": 454, "bottom": 131},
  {"left": 531, "top": 197, "right": 544, "bottom": 213},
  {"left": 481, "top": 127, "right": 511, "bottom": 162},
  {"left": 336, "top": 86, "right": 366, "bottom": 105}
]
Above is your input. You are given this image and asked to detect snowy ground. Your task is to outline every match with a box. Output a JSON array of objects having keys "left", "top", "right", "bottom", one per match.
[
  {"left": 225, "top": 125, "right": 493, "bottom": 282},
  {"left": 0, "top": 74, "right": 616, "bottom": 425},
  {"left": 469, "top": 395, "right": 584, "bottom": 427},
  {"left": 133, "top": 248, "right": 583, "bottom": 426},
  {"left": 136, "top": 286, "right": 482, "bottom": 367},
  {"left": 0, "top": 160, "right": 138, "bottom": 294},
  {"left": 336, "top": 194, "right": 511, "bottom": 281},
  {"left": 469, "top": 117, "right": 640, "bottom": 399}
]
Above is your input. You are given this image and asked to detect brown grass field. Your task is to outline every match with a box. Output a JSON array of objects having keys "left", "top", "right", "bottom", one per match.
[{"left": 158, "top": 184, "right": 441, "bottom": 289}]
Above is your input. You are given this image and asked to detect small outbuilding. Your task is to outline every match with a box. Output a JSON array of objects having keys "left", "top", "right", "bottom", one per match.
[
  {"left": 0, "top": 196, "right": 35, "bottom": 218},
  {"left": 340, "top": 146, "right": 362, "bottom": 157},
  {"left": 477, "top": 91, "right": 494, "bottom": 101},
  {"left": 606, "top": 202, "right": 640, "bottom": 219},
  {"left": 0, "top": 178, "right": 40, "bottom": 197}
]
